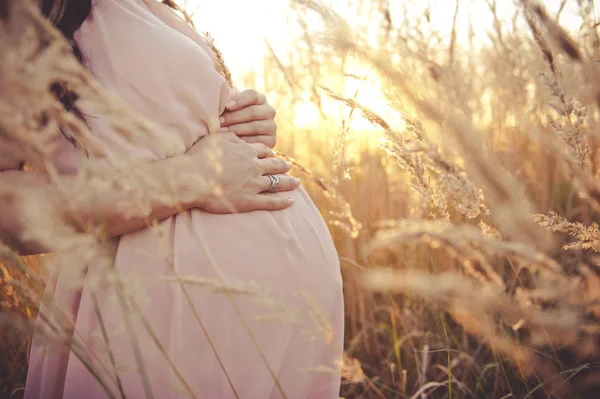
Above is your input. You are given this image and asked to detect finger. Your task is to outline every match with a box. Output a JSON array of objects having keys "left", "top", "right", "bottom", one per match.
[
  {"left": 217, "top": 132, "right": 242, "bottom": 143},
  {"left": 250, "top": 143, "right": 273, "bottom": 159},
  {"left": 193, "top": 132, "right": 239, "bottom": 146},
  {"left": 258, "top": 174, "right": 301, "bottom": 193},
  {"left": 226, "top": 89, "right": 267, "bottom": 111},
  {"left": 220, "top": 105, "right": 276, "bottom": 127},
  {"left": 250, "top": 195, "right": 295, "bottom": 211},
  {"left": 187, "top": 132, "right": 239, "bottom": 154},
  {"left": 241, "top": 135, "right": 276, "bottom": 149},
  {"left": 227, "top": 121, "right": 276, "bottom": 138},
  {"left": 259, "top": 157, "right": 292, "bottom": 175}
]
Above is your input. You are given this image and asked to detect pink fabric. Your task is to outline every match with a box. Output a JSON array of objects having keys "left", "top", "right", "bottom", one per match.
[{"left": 24, "top": 1, "right": 343, "bottom": 398}]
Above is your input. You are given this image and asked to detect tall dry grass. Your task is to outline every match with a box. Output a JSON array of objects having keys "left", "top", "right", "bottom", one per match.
[
  {"left": 265, "top": 0, "right": 600, "bottom": 397},
  {"left": 3, "top": 0, "right": 600, "bottom": 398}
]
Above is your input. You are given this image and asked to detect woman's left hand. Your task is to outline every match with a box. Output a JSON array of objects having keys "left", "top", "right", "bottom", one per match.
[{"left": 219, "top": 89, "right": 277, "bottom": 148}]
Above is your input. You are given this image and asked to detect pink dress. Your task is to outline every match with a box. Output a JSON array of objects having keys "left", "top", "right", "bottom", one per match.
[{"left": 24, "top": 1, "right": 343, "bottom": 398}]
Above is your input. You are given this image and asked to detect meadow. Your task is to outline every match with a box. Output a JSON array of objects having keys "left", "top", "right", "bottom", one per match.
[{"left": 2, "top": 0, "right": 600, "bottom": 398}]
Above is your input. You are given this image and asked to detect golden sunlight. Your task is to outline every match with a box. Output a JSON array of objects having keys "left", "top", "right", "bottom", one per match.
[
  {"left": 187, "top": 0, "right": 593, "bottom": 132},
  {"left": 5, "top": 0, "right": 600, "bottom": 398},
  {"left": 188, "top": 0, "right": 589, "bottom": 76}
]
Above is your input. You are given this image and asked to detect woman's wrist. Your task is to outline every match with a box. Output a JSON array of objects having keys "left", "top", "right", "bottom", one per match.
[{"left": 167, "top": 153, "right": 212, "bottom": 211}]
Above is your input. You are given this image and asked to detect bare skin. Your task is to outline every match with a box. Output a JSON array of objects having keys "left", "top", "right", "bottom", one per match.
[
  {"left": 0, "top": 91, "right": 297, "bottom": 255},
  {"left": 221, "top": 89, "right": 278, "bottom": 148}
]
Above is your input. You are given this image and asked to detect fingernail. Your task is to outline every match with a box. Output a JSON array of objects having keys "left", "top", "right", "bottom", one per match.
[
  {"left": 293, "top": 177, "right": 301, "bottom": 184},
  {"left": 219, "top": 117, "right": 225, "bottom": 124},
  {"left": 285, "top": 161, "right": 292, "bottom": 168},
  {"left": 227, "top": 100, "right": 237, "bottom": 109},
  {"left": 219, "top": 127, "right": 229, "bottom": 132},
  {"left": 287, "top": 198, "right": 296, "bottom": 205}
]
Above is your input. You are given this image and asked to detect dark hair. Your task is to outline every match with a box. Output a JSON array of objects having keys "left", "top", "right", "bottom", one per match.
[
  {"left": 40, "top": 0, "right": 231, "bottom": 153},
  {"left": 41, "top": 0, "right": 192, "bottom": 62},
  {"left": 39, "top": 0, "right": 92, "bottom": 152},
  {"left": 40, "top": 0, "right": 92, "bottom": 47},
  {"left": 39, "top": 0, "right": 184, "bottom": 151}
]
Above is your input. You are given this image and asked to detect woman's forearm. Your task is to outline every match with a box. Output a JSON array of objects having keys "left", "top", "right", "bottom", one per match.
[
  {"left": 1, "top": 133, "right": 297, "bottom": 256},
  {"left": 0, "top": 155, "right": 201, "bottom": 255}
]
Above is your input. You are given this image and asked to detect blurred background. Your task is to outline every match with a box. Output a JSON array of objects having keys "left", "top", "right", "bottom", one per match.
[
  {"left": 191, "top": 0, "right": 600, "bottom": 397},
  {"left": 4, "top": 0, "right": 600, "bottom": 398}
]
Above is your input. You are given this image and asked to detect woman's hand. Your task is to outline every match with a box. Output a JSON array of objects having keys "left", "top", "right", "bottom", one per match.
[
  {"left": 219, "top": 89, "right": 277, "bottom": 148},
  {"left": 0, "top": 133, "right": 297, "bottom": 255},
  {"left": 185, "top": 132, "right": 299, "bottom": 213}
]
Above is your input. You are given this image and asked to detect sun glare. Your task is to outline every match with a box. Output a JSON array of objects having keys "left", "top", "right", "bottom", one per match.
[
  {"left": 187, "top": 0, "right": 594, "bottom": 74},
  {"left": 185, "top": 0, "right": 597, "bottom": 133},
  {"left": 293, "top": 102, "right": 321, "bottom": 128},
  {"left": 340, "top": 66, "right": 402, "bottom": 133}
]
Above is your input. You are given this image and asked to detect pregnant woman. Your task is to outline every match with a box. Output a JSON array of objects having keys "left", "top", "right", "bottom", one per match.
[{"left": 0, "top": 0, "right": 343, "bottom": 397}]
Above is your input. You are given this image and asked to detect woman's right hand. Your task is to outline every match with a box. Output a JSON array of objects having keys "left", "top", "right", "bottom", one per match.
[
  {"left": 184, "top": 133, "right": 300, "bottom": 213},
  {"left": 0, "top": 133, "right": 300, "bottom": 255}
]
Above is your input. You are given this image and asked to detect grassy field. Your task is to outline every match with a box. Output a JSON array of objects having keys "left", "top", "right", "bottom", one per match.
[{"left": 3, "top": 0, "right": 600, "bottom": 398}]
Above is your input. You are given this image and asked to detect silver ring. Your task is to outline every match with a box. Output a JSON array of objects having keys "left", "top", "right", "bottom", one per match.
[{"left": 267, "top": 174, "right": 279, "bottom": 193}]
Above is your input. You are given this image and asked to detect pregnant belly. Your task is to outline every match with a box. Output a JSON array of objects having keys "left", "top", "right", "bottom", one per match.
[
  {"left": 33, "top": 189, "right": 343, "bottom": 394},
  {"left": 81, "top": 187, "right": 343, "bottom": 398},
  {"left": 179, "top": 187, "right": 340, "bottom": 288},
  {"left": 118, "top": 187, "right": 338, "bottom": 270},
  {"left": 113, "top": 186, "right": 341, "bottom": 319}
]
